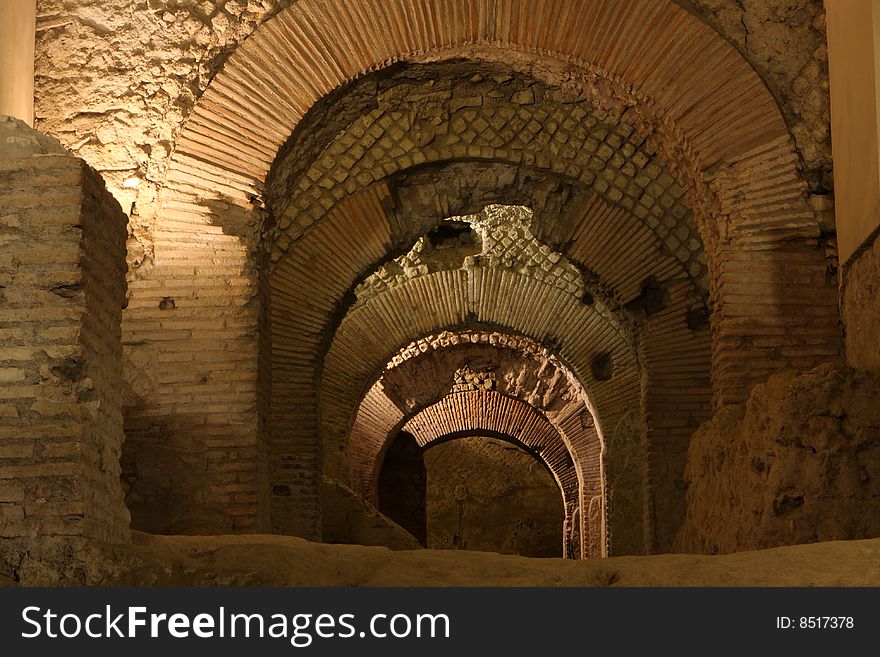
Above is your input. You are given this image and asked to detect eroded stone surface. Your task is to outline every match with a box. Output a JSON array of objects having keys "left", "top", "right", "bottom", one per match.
[
  {"left": 35, "top": 0, "right": 285, "bottom": 217},
  {"left": 0, "top": 115, "right": 67, "bottom": 158},
  {"left": 843, "top": 232, "right": 880, "bottom": 369},
  {"left": 676, "top": 364, "right": 880, "bottom": 554},
  {"left": 355, "top": 206, "right": 588, "bottom": 306}
]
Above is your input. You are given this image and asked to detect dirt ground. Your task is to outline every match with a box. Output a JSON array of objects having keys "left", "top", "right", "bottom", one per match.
[{"left": 73, "top": 531, "right": 880, "bottom": 587}]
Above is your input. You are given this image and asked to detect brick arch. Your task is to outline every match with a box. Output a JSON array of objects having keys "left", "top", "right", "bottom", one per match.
[
  {"left": 130, "top": 0, "right": 842, "bottom": 546},
  {"left": 398, "top": 389, "right": 602, "bottom": 558},
  {"left": 322, "top": 267, "right": 643, "bottom": 548},
  {"left": 348, "top": 330, "right": 609, "bottom": 557},
  {"left": 268, "top": 186, "right": 704, "bottom": 550},
  {"left": 162, "top": 0, "right": 792, "bottom": 239},
  {"left": 155, "top": 0, "right": 837, "bottom": 418}
]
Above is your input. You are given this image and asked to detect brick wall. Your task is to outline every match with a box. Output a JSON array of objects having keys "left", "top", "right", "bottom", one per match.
[
  {"left": 0, "top": 117, "right": 128, "bottom": 581},
  {"left": 120, "top": 207, "right": 262, "bottom": 535}
]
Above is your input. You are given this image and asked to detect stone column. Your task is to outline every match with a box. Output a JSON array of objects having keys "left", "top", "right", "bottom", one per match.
[
  {"left": 827, "top": 0, "right": 880, "bottom": 367},
  {"left": 0, "top": 0, "right": 36, "bottom": 125}
]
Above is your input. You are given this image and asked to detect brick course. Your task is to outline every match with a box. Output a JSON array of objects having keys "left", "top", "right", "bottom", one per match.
[{"left": 0, "top": 118, "right": 128, "bottom": 580}]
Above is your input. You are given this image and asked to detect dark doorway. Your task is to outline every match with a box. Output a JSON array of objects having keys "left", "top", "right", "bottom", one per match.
[{"left": 378, "top": 431, "right": 427, "bottom": 546}]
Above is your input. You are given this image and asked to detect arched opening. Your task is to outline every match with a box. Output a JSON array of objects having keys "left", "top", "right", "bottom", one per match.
[
  {"left": 111, "top": 0, "right": 840, "bottom": 559},
  {"left": 378, "top": 429, "right": 566, "bottom": 557},
  {"left": 348, "top": 318, "right": 622, "bottom": 557},
  {"left": 378, "top": 430, "right": 427, "bottom": 546}
]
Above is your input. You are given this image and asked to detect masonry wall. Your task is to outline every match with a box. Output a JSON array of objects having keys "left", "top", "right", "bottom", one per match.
[
  {"left": 670, "top": 0, "right": 880, "bottom": 557},
  {"left": 0, "top": 117, "right": 129, "bottom": 581},
  {"left": 120, "top": 217, "right": 261, "bottom": 535},
  {"left": 842, "top": 233, "right": 880, "bottom": 369},
  {"left": 28, "top": 0, "right": 843, "bottom": 548},
  {"left": 424, "top": 437, "right": 563, "bottom": 557}
]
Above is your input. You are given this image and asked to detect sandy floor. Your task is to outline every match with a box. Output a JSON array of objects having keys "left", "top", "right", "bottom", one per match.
[{"left": 79, "top": 531, "right": 880, "bottom": 586}]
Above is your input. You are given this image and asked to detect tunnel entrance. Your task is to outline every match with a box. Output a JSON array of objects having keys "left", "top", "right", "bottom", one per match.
[
  {"left": 378, "top": 431, "right": 427, "bottom": 547},
  {"left": 379, "top": 431, "right": 563, "bottom": 557}
]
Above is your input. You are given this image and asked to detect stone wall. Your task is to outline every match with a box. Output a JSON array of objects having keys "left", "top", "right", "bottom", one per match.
[
  {"left": 842, "top": 230, "right": 880, "bottom": 370},
  {"left": 34, "top": 0, "right": 287, "bottom": 224},
  {"left": 675, "top": 364, "right": 880, "bottom": 554},
  {"left": 424, "top": 437, "right": 563, "bottom": 557},
  {"left": 27, "top": 0, "right": 843, "bottom": 548},
  {"left": 0, "top": 116, "right": 129, "bottom": 582}
]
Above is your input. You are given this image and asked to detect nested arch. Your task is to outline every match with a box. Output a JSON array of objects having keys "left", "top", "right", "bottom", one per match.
[
  {"left": 162, "top": 0, "right": 827, "bottom": 311},
  {"left": 321, "top": 233, "right": 645, "bottom": 551},
  {"left": 348, "top": 330, "right": 603, "bottom": 501},
  {"left": 158, "top": 0, "right": 833, "bottom": 422},
  {"left": 144, "top": 0, "right": 841, "bottom": 548},
  {"left": 271, "top": 189, "right": 703, "bottom": 551},
  {"left": 163, "top": 0, "right": 795, "bottom": 240},
  {"left": 347, "top": 328, "right": 611, "bottom": 558},
  {"left": 398, "top": 390, "right": 593, "bottom": 558}
]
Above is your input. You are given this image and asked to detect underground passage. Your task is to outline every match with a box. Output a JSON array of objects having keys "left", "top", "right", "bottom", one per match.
[{"left": 1, "top": 0, "right": 880, "bottom": 586}]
